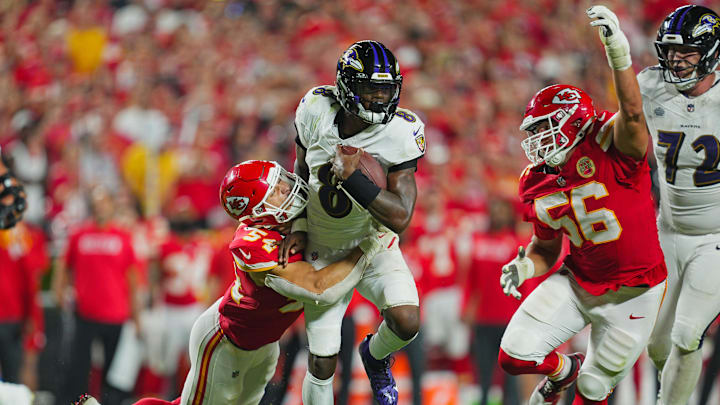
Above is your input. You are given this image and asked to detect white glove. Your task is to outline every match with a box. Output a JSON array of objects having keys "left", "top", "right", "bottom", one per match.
[
  {"left": 500, "top": 246, "right": 535, "bottom": 300},
  {"left": 587, "top": 5, "right": 632, "bottom": 71}
]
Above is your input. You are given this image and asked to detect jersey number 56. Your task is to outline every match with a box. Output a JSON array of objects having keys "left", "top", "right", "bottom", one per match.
[{"left": 535, "top": 181, "right": 622, "bottom": 247}]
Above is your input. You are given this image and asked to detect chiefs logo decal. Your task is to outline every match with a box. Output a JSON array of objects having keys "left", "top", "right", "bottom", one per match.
[
  {"left": 226, "top": 196, "right": 249, "bottom": 217},
  {"left": 576, "top": 156, "right": 596, "bottom": 178},
  {"left": 552, "top": 89, "right": 582, "bottom": 104}
]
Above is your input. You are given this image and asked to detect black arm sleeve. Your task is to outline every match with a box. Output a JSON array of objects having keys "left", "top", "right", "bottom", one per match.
[{"left": 388, "top": 157, "right": 420, "bottom": 173}]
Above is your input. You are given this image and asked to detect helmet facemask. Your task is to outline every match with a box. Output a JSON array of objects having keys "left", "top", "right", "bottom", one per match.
[
  {"left": 247, "top": 165, "right": 309, "bottom": 226},
  {"left": 337, "top": 73, "right": 402, "bottom": 124},
  {"left": 520, "top": 104, "right": 589, "bottom": 167},
  {"left": 655, "top": 41, "right": 720, "bottom": 91}
]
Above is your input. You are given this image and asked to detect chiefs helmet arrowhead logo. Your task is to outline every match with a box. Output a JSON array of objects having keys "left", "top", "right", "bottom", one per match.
[
  {"left": 226, "top": 196, "right": 249, "bottom": 217},
  {"left": 552, "top": 88, "right": 582, "bottom": 104}
]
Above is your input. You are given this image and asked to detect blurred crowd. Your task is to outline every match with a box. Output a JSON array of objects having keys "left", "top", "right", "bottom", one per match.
[{"left": 0, "top": 0, "right": 707, "bottom": 404}]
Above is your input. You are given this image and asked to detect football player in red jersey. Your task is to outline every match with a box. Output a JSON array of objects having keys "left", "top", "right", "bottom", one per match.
[
  {"left": 121, "top": 160, "right": 391, "bottom": 405},
  {"left": 496, "top": 6, "right": 668, "bottom": 405}
]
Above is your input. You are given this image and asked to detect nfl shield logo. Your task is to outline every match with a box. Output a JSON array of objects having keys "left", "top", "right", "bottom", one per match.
[
  {"left": 311, "top": 251, "right": 319, "bottom": 261},
  {"left": 687, "top": 104, "right": 695, "bottom": 112}
]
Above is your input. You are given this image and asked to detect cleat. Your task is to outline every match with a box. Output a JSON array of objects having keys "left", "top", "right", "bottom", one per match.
[
  {"left": 529, "top": 352, "right": 585, "bottom": 405},
  {"left": 72, "top": 394, "right": 101, "bottom": 405},
  {"left": 359, "top": 334, "right": 398, "bottom": 405}
]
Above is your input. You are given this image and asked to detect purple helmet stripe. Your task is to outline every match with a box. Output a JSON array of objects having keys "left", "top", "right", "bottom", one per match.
[
  {"left": 674, "top": 6, "right": 693, "bottom": 34},
  {"left": 378, "top": 43, "right": 390, "bottom": 73},
  {"left": 369, "top": 42, "right": 380, "bottom": 73}
]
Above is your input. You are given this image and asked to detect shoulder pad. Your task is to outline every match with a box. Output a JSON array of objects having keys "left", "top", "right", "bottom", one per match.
[
  {"left": 229, "top": 227, "right": 282, "bottom": 272},
  {"left": 391, "top": 108, "right": 426, "bottom": 156}
]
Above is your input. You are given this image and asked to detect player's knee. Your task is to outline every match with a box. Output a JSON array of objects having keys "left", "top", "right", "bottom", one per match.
[
  {"left": 576, "top": 371, "right": 612, "bottom": 402},
  {"left": 384, "top": 305, "right": 420, "bottom": 340},
  {"left": 308, "top": 353, "right": 337, "bottom": 380},
  {"left": 498, "top": 348, "right": 530, "bottom": 375},
  {"left": 671, "top": 319, "right": 704, "bottom": 352}
]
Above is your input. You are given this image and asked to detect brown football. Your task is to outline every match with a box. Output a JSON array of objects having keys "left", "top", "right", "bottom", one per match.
[{"left": 340, "top": 146, "right": 387, "bottom": 189}]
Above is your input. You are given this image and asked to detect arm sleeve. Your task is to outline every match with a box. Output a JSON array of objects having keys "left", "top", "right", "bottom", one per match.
[
  {"left": 388, "top": 158, "right": 419, "bottom": 173},
  {"left": 264, "top": 253, "right": 368, "bottom": 306}
]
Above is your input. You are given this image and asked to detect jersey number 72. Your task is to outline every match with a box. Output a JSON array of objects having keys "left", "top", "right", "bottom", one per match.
[{"left": 657, "top": 131, "right": 720, "bottom": 187}]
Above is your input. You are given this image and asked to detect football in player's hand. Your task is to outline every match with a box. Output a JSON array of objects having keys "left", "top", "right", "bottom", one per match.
[{"left": 340, "top": 146, "right": 387, "bottom": 189}]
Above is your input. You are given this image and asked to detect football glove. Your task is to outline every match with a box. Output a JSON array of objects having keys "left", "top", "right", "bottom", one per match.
[
  {"left": 0, "top": 171, "right": 26, "bottom": 230},
  {"left": 587, "top": 5, "right": 632, "bottom": 71},
  {"left": 500, "top": 246, "right": 535, "bottom": 300}
]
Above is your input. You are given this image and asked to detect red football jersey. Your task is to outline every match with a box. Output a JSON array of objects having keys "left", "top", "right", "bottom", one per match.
[
  {"left": 158, "top": 234, "right": 213, "bottom": 306},
  {"left": 519, "top": 111, "right": 666, "bottom": 296},
  {"left": 218, "top": 225, "right": 304, "bottom": 350},
  {"left": 414, "top": 229, "right": 459, "bottom": 294},
  {"left": 464, "top": 229, "right": 524, "bottom": 325}
]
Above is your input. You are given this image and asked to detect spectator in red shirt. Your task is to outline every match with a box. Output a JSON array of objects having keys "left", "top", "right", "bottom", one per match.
[
  {"left": 0, "top": 222, "right": 47, "bottom": 385},
  {"left": 462, "top": 199, "right": 524, "bottom": 405},
  {"left": 53, "top": 185, "right": 142, "bottom": 405}
]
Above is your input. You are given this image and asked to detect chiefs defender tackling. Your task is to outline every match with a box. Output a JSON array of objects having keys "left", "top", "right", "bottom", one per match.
[
  {"left": 74, "top": 160, "right": 391, "bottom": 405},
  {"left": 497, "top": 6, "right": 667, "bottom": 405}
]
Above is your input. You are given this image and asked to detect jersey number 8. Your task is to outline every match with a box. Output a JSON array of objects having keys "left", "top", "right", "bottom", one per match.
[{"left": 317, "top": 163, "right": 352, "bottom": 218}]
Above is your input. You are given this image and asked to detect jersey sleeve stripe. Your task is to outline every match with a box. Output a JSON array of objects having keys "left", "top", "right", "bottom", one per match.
[
  {"left": 232, "top": 252, "right": 278, "bottom": 272},
  {"left": 595, "top": 113, "right": 617, "bottom": 152}
]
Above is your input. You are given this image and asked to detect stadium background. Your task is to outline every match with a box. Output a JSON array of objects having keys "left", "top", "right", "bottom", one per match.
[{"left": 1, "top": 0, "right": 717, "bottom": 404}]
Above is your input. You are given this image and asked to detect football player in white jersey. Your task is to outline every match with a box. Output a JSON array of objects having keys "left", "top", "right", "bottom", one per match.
[
  {"left": 282, "top": 40, "right": 426, "bottom": 405},
  {"left": 639, "top": 5, "right": 720, "bottom": 405}
]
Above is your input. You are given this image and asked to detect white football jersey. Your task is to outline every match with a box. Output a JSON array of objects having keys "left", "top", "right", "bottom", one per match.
[
  {"left": 638, "top": 67, "right": 720, "bottom": 235},
  {"left": 295, "top": 85, "right": 426, "bottom": 249}
]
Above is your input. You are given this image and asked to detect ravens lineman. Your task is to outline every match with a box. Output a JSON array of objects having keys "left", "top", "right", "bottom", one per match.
[
  {"left": 282, "top": 40, "right": 426, "bottom": 405},
  {"left": 639, "top": 5, "right": 720, "bottom": 405}
]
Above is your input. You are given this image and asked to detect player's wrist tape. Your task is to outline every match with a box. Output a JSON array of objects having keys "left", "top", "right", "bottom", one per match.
[
  {"left": 341, "top": 170, "right": 381, "bottom": 208},
  {"left": 291, "top": 217, "right": 308, "bottom": 233},
  {"left": 606, "top": 46, "right": 632, "bottom": 71}
]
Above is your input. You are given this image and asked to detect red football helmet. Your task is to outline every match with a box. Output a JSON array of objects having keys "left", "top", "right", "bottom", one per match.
[
  {"left": 219, "top": 160, "right": 309, "bottom": 227},
  {"left": 520, "top": 84, "right": 597, "bottom": 167}
]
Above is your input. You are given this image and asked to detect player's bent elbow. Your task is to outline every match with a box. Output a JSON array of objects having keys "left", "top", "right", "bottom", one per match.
[{"left": 386, "top": 214, "right": 412, "bottom": 234}]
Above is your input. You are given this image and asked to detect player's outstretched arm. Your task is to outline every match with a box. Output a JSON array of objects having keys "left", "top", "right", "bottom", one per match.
[
  {"left": 265, "top": 230, "right": 394, "bottom": 305},
  {"left": 587, "top": 5, "right": 648, "bottom": 160},
  {"left": 500, "top": 235, "right": 562, "bottom": 300}
]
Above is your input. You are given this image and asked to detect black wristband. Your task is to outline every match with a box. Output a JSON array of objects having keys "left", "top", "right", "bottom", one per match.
[{"left": 341, "top": 170, "right": 381, "bottom": 208}]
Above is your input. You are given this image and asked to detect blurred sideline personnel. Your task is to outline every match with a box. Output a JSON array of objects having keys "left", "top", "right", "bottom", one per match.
[
  {"left": 287, "top": 40, "right": 426, "bottom": 405},
  {"left": 54, "top": 185, "right": 144, "bottom": 405},
  {"left": 463, "top": 199, "right": 523, "bottom": 405},
  {"left": 79, "top": 160, "right": 391, "bottom": 405},
  {"left": 497, "top": 6, "right": 667, "bottom": 405},
  {"left": 640, "top": 5, "right": 720, "bottom": 405}
]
